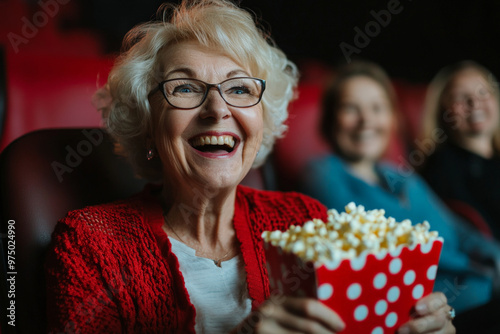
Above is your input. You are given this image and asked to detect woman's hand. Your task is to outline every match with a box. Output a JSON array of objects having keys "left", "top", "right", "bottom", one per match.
[
  {"left": 233, "top": 296, "right": 345, "bottom": 334},
  {"left": 397, "top": 292, "right": 456, "bottom": 334}
]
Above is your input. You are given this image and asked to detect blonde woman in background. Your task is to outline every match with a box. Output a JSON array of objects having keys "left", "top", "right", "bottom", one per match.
[{"left": 420, "top": 61, "right": 500, "bottom": 240}]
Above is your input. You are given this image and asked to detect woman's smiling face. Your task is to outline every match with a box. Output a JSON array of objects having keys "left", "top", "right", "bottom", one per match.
[
  {"left": 442, "top": 69, "right": 499, "bottom": 140},
  {"left": 334, "top": 76, "right": 394, "bottom": 162},
  {"left": 150, "top": 41, "right": 264, "bottom": 190}
]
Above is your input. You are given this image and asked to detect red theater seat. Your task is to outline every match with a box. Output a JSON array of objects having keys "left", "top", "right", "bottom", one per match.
[
  {"left": 273, "top": 83, "right": 331, "bottom": 190},
  {"left": 0, "top": 0, "right": 102, "bottom": 57},
  {"left": 0, "top": 0, "right": 107, "bottom": 151},
  {"left": 393, "top": 80, "right": 429, "bottom": 143},
  {"left": 445, "top": 199, "right": 494, "bottom": 239},
  {"left": 1, "top": 52, "right": 113, "bottom": 151}
]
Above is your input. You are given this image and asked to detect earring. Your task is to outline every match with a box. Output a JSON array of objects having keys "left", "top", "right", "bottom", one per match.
[{"left": 146, "top": 148, "right": 155, "bottom": 160}]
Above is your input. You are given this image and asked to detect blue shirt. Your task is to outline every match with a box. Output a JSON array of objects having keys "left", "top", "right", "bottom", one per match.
[{"left": 299, "top": 154, "right": 500, "bottom": 313}]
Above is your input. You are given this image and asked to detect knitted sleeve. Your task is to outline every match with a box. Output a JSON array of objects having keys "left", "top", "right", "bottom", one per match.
[
  {"left": 45, "top": 212, "right": 124, "bottom": 334},
  {"left": 245, "top": 188, "right": 328, "bottom": 231},
  {"left": 234, "top": 186, "right": 328, "bottom": 305}
]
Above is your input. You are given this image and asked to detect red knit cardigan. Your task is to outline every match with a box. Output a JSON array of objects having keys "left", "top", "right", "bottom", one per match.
[{"left": 45, "top": 185, "right": 327, "bottom": 333}]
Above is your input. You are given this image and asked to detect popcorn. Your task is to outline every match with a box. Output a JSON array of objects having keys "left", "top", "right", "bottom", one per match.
[
  {"left": 262, "top": 202, "right": 439, "bottom": 266},
  {"left": 262, "top": 203, "right": 444, "bottom": 334}
]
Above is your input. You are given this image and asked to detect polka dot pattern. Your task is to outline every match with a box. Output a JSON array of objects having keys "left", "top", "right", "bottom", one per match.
[
  {"left": 347, "top": 283, "right": 362, "bottom": 300},
  {"left": 412, "top": 284, "right": 424, "bottom": 300},
  {"left": 318, "top": 283, "right": 333, "bottom": 300},
  {"left": 389, "top": 258, "right": 402, "bottom": 274},
  {"left": 385, "top": 312, "right": 398, "bottom": 328},
  {"left": 404, "top": 270, "right": 416, "bottom": 285},
  {"left": 354, "top": 305, "right": 368, "bottom": 321},
  {"left": 427, "top": 265, "right": 437, "bottom": 280},
  {"left": 264, "top": 237, "right": 444, "bottom": 334},
  {"left": 373, "top": 273, "right": 387, "bottom": 289},
  {"left": 375, "top": 300, "right": 388, "bottom": 316},
  {"left": 387, "top": 287, "right": 400, "bottom": 303}
]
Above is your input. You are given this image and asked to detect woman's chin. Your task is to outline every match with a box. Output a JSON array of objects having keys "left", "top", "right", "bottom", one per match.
[
  {"left": 185, "top": 148, "right": 255, "bottom": 189},
  {"left": 460, "top": 123, "right": 495, "bottom": 138},
  {"left": 342, "top": 146, "right": 386, "bottom": 162},
  {"left": 191, "top": 165, "right": 247, "bottom": 191}
]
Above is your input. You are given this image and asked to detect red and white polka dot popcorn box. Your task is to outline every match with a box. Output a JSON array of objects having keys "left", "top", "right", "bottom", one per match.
[{"left": 263, "top": 204, "right": 443, "bottom": 334}]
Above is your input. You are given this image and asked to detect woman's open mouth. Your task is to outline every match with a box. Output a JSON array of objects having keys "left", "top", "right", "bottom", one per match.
[
  {"left": 190, "top": 135, "right": 237, "bottom": 155},
  {"left": 468, "top": 109, "right": 487, "bottom": 124}
]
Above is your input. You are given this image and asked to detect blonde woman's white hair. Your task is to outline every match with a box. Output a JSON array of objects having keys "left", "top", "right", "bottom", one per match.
[{"left": 99, "top": 0, "right": 298, "bottom": 181}]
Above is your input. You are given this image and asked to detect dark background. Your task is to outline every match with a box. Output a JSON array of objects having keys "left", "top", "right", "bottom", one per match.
[{"left": 57, "top": 0, "right": 500, "bottom": 83}]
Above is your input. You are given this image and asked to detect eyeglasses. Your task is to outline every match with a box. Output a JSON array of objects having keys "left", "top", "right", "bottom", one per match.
[{"left": 151, "top": 77, "right": 266, "bottom": 109}]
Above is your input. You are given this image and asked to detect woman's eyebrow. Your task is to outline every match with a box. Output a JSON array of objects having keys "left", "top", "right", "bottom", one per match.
[
  {"left": 226, "top": 69, "right": 251, "bottom": 78},
  {"left": 165, "top": 67, "right": 195, "bottom": 79},
  {"left": 164, "top": 68, "right": 251, "bottom": 81}
]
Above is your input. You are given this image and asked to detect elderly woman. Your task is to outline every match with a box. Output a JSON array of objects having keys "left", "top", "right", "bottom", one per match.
[{"left": 45, "top": 1, "right": 455, "bottom": 333}]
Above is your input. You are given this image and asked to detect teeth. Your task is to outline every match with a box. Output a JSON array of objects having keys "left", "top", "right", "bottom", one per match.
[
  {"left": 356, "top": 130, "right": 375, "bottom": 140},
  {"left": 469, "top": 110, "right": 486, "bottom": 123},
  {"left": 192, "top": 135, "right": 235, "bottom": 148}
]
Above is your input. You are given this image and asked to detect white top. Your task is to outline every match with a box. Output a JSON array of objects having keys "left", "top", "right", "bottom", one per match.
[{"left": 169, "top": 237, "right": 252, "bottom": 334}]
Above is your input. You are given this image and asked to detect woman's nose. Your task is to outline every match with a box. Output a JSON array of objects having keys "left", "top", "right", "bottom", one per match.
[
  {"left": 466, "top": 95, "right": 480, "bottom": 108},
  {"left": 199, "top": 89, "right": 231, "bottom": 120},
  {"left": 358, "top": 108, "right": 374, "bottom": 124}
]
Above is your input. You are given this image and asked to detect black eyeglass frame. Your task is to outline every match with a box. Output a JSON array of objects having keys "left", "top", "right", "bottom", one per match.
[{"left": 150, "top": 77, "right": 266, "bottom": 109}]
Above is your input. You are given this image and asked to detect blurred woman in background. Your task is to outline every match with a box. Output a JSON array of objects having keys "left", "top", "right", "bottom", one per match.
[
  {"left": 299, "top": 61, "right": 500, "bottom": 318},
  {"left": 420, "top": 61, "right": 500, "bottom": 240}
]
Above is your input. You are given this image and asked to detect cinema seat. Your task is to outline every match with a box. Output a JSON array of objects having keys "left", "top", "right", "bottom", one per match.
[
  {"left": 0, "top": 128, "right": 148, "bottom": 334},
  {"left": 0, "top": 52, "right": 113, "bottom": 152}
]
